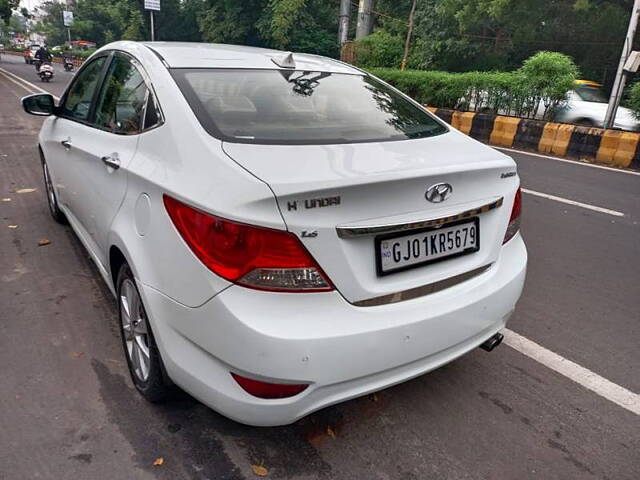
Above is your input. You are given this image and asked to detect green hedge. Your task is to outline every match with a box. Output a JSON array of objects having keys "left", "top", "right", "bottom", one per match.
[
  {"left": 69, "top": 49, "right": 97, "bottom": 59},
  {"left": 369, "top": 52, "right": 578, "bottom": 120},
  {"left": 627, "top": 82, "right": 640, "bottom": 119}
]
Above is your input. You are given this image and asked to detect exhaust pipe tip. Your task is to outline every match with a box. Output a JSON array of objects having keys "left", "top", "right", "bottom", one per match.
[{"left": 480, "top": 332, "right": 504, "bottom": 352}]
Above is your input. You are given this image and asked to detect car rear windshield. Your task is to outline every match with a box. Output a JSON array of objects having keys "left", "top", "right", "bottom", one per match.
[{"left": 171, "top": 69, "right": 447, "bottom": 145}]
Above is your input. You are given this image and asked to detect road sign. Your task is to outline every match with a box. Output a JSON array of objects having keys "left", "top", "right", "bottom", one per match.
[
  {"left": 62, "top": 11, "right": 74, "bottom": 27},
  {"left": 144, "top": 0, "right": 160, "bottom": 11}
]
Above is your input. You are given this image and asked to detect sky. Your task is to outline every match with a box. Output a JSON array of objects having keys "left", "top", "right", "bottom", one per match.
[{"left": 20, "top": 0, "right": 45, "bottom": 11}]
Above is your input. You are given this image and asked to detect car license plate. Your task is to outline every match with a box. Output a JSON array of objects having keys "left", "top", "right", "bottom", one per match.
[{"left": 376, "top": 218, "right": 480, "bottom": 275}]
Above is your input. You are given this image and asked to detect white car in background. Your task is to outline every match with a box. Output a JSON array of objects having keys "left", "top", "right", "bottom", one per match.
[
  {"left": 21, "top": 42, "right": 526, "bottom": 426},
  {"left": 23, "top": 44, "right": 40, "bottom": 64},
  {"left": 556, "top": 80, "right": 639, "bottom": 131}
]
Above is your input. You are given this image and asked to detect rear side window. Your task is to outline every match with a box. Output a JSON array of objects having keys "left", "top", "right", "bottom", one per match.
[
  {"left": 61, "top": 56, "right": 106, "bottom": 122},
  {"left": 144, "top": 92, "right": 161, "bottom": 129},
  {"left": 574, "top": 85, "right": 607, "bottom": 103},
  {"left": 94, "top": 54, "right": 148, "bottom": 134},
  {"left": 172, "top": 69, "right": 447, "bottom": 145}
]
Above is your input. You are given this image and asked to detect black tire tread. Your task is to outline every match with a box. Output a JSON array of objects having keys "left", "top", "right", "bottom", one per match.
[
  {"left": 116, "top": 263, "right": 175, "bottom": 403},
  {"left": 39, "top": 151, "right": 67, "bottom": 225}
]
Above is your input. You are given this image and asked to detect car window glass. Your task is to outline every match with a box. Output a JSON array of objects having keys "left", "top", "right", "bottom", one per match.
[
  {"left": 61, "top": 56, "right": 106, "bottom": 122},
  {"left": 94, "top": 55, "right": 148, "bottom": 134},
  {"left": 574, "top": 85, "right": 607, "bottom": 103},
  {"left": 172, "top": 69, "right": 447, "bottom": 145},
  {"left": 144, "top": 92, "right": 161, "bottom": 129}
]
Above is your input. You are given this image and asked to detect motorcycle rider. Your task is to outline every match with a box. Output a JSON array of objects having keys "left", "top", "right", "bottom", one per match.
[
  {"left": 34, "top": 44, "right": 52, "bottom": 72},
  {"left": 62, "top": 48, "right": 74, "bottom": 71}
]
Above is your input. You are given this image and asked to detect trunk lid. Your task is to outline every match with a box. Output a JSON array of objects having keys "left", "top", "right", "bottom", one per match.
[{"left": 223, "top": 131, "right": 519, "bottom": 303}]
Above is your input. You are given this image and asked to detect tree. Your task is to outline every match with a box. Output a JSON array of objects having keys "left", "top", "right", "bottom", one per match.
[
  {"left": 261, "top": 0, "right": 307, "bottom": 48},
  {"left": 401, "top": 0, "right": 629, "bottom": 87},
  {"left": 35, "top": 2, "right": 68, "bottom": 46},
  {"left": 198, "top": 0, "right": 265, "bottom": 45},
  {"left": 258, "top": 0, "right": 339, "bottom": 56},
  {"left": 198, "top": 0, "right": 338, "bottom": 56},
  {"left": 8, "top": 12, "right": 27, "bottom": 35},
  {"left": 155, "top": 0, "right": 202, "bottom": 41},
  {"left": 34, "top": 0, "right": 149, "bottom": 45},
  {"left": 23, "top": 0, "right": 632, "bottom": 92},
  {"left": 0, "top": 0, "right": 19, "bottom": 25}
]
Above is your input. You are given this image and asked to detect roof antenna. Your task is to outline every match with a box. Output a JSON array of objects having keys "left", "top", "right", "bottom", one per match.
[{"left": 271, "top": 52, "right": 296, "bottom": 69}]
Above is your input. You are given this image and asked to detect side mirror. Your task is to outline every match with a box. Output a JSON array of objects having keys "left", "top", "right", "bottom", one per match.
[{"left": 22, "top": 93, "right": 56, "bottom": 116}]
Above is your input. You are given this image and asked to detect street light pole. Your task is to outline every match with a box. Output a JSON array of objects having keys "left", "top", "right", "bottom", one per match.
[
  {"left": 604, "top": 0, "right": 640, "bottom": 129},
  {"left": 150, "top": 11, "right": 155, "bottom": 41},
  {"left": 355, "top": 0, "right": 374, "bottom": 40},
  {"left": 338, "top": 0, "right": 350, "bottom": 46}
]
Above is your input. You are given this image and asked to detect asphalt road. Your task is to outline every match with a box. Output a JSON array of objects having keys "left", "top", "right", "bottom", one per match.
[
  {"left": 1, "top": 53, "right": 639, "bottom": 480},
  {"left": 0, "top": 53, "right": 75, "bottom": 97}
]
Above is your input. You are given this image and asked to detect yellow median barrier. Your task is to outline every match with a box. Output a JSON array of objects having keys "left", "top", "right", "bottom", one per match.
[{"left": 489, "top": 116, "right": 520, "bottom": 147}]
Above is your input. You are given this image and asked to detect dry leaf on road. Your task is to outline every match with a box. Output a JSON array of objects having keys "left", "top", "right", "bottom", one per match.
[
  {"left": 153, "top": 457, "right": 164, "bottom": 466},
  {"left": 38, "top": 239, "right": 51, "bottom": 246},
  {"left": 326, "top": 426, "right": 336, "bottom": 439},
  {"left": 251, "top": 464, "right": 268, "bottom": 477},
  {"left": 16, "top": 188, "right": 36, "bottom": 194}
]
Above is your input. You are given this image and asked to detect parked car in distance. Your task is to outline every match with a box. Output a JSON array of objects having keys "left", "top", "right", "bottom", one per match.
[
  {"left": 23, "top": 44, "right": 40, "bottom": 64},
  {"left": 555, "top": 80, "right": 639, "bottom": 131},
  {"left": 21, "top": 41, "right": 526, "bottom": 426}
]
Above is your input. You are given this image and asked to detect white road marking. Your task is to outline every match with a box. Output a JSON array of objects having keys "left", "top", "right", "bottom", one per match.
[
  {"left": 0, "top": 66, "right": 60, "bottom": 100},
  {"left": 0, "top": 69, "right": 39, "bottom": 95},
  {"left": 496, "top": 146, "right": 640, "bottom": 176},
  {"left": 522, "top": 188, "right": 625, "bottom": 217},
  {"left": 503, "top": 329, "right": 640, "bottom": 416}
]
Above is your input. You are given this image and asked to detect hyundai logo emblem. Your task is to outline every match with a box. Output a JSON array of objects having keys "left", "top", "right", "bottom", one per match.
[{"left": 425, "top": 183, "right": 453, "bottom": 203}]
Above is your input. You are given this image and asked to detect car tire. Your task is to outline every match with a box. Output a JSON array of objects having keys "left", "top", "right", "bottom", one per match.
[
  {"left": 116, "top": 263, "right": 174, "bottom": 403},
  {"left": 40, "top": 151, "right": 67, "bottom": 224}
]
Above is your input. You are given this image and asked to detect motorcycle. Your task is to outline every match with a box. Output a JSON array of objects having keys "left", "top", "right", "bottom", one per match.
[
  {"left": 38, "top": 62, "right": 54, "bottom": 82},
  {"left": 63, "top": 57, "right": 74, "bottom": 72}
]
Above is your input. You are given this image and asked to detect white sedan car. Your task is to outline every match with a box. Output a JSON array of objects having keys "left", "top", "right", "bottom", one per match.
[
  {"left": 22, "top": 42, "right": 526, "bottom": 426},
  {"left": 555, "top": 80, "right": 639, "bottom": 131}
]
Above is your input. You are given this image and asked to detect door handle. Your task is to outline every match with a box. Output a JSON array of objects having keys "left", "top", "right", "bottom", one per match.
[
  {"left": 61, "top": 138, "right": 72, "bottom": 149},
  {"left": 101, "top": 154, "right": 120, "bottom": 170}
]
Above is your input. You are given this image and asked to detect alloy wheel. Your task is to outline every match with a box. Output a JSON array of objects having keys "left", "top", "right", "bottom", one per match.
[{"left": 119, "top": 279, "right": 151, "bottom": 382}]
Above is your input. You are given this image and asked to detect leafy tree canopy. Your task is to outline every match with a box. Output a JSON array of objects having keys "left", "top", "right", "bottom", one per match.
[
  {"left": 23, "top": 0, "right": 634, "bottom": 90},
  {"left": 0, "top": 0, "right": 19, "bottom": 25}
]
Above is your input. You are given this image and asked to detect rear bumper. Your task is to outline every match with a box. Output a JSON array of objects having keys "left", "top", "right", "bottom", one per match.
[{"left": 140, "top": 234, "right": 527, "bottom": 426}]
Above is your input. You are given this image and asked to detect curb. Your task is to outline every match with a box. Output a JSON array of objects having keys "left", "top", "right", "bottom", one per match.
[{"left": 427, "top": 107, "right": 640, "bottom": 170}]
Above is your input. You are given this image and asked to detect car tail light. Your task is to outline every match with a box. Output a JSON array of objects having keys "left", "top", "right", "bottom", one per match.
[
  {"left": 503, "top": 187, "right": 522, "bottom": 244},
  {"left": 231, "top": 373, "right": 308, "bottom": 399},
  {"left": 163, "top": 195, "right": 333, "bottom": 292}
]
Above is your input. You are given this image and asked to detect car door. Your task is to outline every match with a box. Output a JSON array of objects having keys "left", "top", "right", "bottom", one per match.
[
  {"left": 69, "top": 52, "right": 151, "bottom": 267},
  {"left": 44, "top": 55, "right": 109, "bottom": 216}
]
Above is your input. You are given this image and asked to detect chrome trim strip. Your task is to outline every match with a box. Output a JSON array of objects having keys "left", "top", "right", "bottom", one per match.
[
  {"left": 336, "top": 197, "right": 503, "bottom": 238},
  {"left": 353, "top": 264, "right": 493, "bottom": 307}
]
